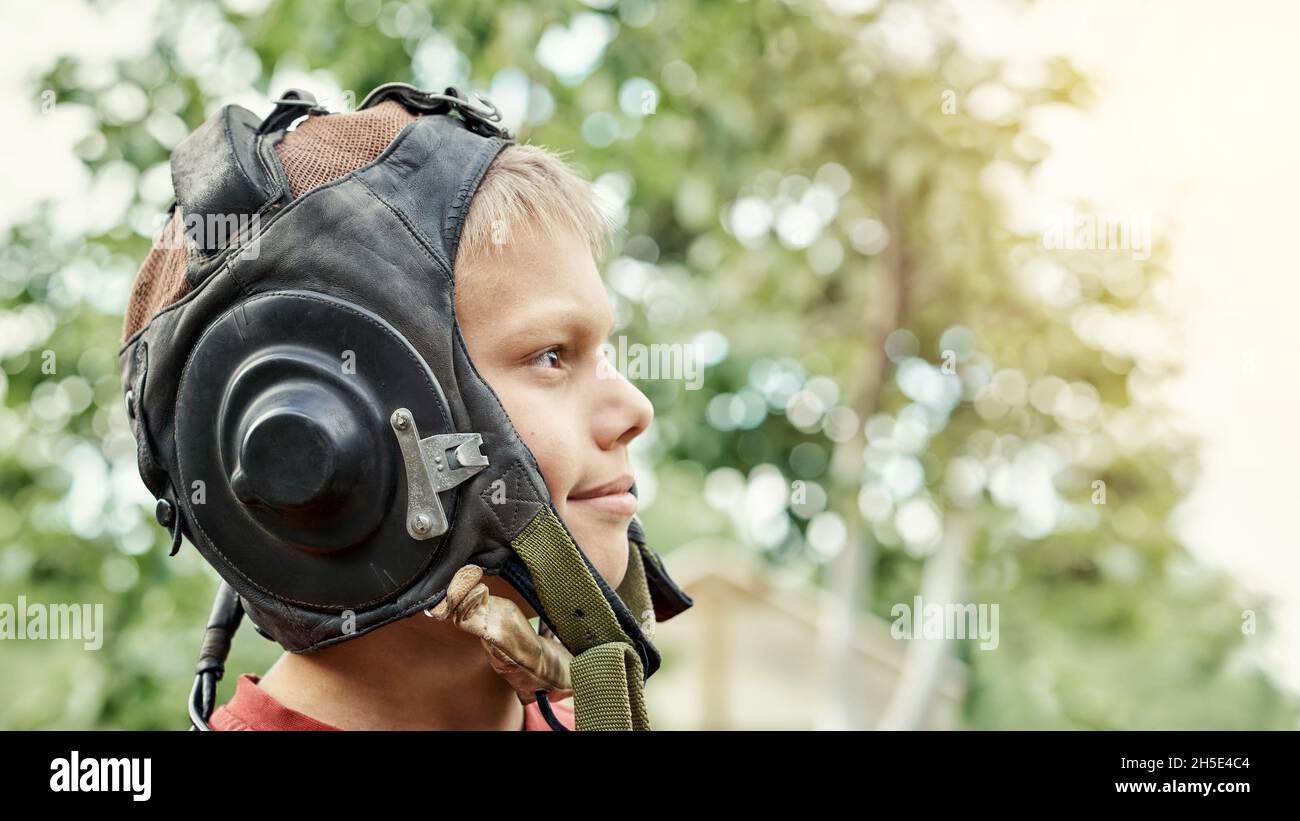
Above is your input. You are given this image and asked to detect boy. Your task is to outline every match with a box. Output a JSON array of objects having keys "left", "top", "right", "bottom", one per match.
[{"left": 122, "top": 87, "right": 687, "bottom": 731}]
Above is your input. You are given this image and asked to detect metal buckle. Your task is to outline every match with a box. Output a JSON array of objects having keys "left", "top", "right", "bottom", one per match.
[
  {"left": 358, "top": 82, "right": 511, "bottom": 139},
  {"left": 389, "top": 408, "right": 489, "bottom": 540},
  {"left": 424, "top": 89, "right": 503, "bottom": 125}
]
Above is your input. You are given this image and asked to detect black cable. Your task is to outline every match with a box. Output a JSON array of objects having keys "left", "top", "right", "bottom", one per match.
[
  {"left": 188, "top": 582, "right": 244, "bottom": 730},
  {"left": 188, "top": 673, "right": 212, "bottom": 731},
  {"left": 534, "top": 691, "right": 571, "bottom": 732}
]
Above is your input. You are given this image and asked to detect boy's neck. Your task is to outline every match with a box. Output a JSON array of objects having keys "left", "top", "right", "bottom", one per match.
[{"left": 256, "top": 614, "right": 526, "bottom": 730}]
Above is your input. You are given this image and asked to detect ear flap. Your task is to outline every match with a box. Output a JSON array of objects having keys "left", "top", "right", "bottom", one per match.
[{"left": 169, "top": 104, "right": 290, "bottom": 283}]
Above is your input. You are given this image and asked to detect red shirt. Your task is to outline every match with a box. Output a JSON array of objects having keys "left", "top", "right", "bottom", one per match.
[{"left": 209, "top": 673, "right": 575, "bottom": 731}]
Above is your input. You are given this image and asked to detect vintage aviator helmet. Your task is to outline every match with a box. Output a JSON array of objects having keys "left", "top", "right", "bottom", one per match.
[{"left": 118, "top": 82, "right": 693, "bottom": 731}]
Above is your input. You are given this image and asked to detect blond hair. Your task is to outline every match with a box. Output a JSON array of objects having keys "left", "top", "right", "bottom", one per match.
[{"left": 454, "top": 143, "right": 619, "bottom": 273}]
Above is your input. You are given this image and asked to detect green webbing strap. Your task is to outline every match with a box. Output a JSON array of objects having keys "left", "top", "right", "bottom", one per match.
[
  {"left": 511, "top": 507, "right": 651, "bottom": 730},
  {"left": 616, "top": 536, "right": 656, "bottom": 641},
  {"left": 570, "top": 642, "right": 648, "bottom": 731}
]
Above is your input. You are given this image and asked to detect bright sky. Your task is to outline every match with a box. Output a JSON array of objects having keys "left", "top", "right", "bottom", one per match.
[{"left": 957, "top": 0, "right": 1300, "bottom": 693}]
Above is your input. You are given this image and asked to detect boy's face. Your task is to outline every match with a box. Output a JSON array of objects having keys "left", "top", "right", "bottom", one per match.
[{"left": 454, "top": 223, "right": 654, "bottom": 598}]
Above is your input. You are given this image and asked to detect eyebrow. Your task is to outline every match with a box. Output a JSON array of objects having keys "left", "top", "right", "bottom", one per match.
[{"left": 494, "top": 299, "right": 615, "bottom": 348}]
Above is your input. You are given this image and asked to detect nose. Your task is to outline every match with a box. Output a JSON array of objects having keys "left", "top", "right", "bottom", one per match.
[{"left": 592, "top": 360, "right": 654, "bottom": 450}]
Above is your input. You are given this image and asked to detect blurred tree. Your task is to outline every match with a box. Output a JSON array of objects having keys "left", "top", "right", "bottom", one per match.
[{"left": 1, "top": 0, "right": 1293, "bottom": 729}]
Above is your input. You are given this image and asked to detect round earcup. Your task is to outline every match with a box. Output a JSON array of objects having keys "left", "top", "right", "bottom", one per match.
[{"left": 175, "top": 290, "right": 457, "bottom": 610}]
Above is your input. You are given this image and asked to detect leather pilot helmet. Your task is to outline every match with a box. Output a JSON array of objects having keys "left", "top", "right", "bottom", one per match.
[{"left": 119, "top": 83, "right": 693, "bottom": 731}]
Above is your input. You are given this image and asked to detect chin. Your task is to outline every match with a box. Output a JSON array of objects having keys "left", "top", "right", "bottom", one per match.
[{"left": 567, "top": 517, "right": 631, "bottom": 588}]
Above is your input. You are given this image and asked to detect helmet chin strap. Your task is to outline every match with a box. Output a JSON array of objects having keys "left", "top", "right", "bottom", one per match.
[{"left": 424, "top": 564, "right": 575, "bottom": 731}]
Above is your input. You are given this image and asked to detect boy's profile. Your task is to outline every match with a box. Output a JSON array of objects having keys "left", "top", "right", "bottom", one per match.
[{"left": 120, "top": 87, "right": 690, "bottom": 731}]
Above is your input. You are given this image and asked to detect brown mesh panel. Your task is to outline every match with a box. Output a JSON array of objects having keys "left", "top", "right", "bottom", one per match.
[
  {"left": 276, "top": 100, "right": 418, "bottom": 198},
  {"left": 123, "top": 100, "right": 420, "bottom": 342},
  {"left": 123, "top": 211, "right": 190, "bottom": 342}
]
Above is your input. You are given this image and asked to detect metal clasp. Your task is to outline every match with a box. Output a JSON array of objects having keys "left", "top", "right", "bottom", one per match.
[
  {"left": 432, "top": 89, "right": 503, "bottom": 125},
  {"left": 357, "top": 82, "right": 512, "bottom": 139},
  {"left": 390, "top": 408, "right": 489, "bottom": 540}
]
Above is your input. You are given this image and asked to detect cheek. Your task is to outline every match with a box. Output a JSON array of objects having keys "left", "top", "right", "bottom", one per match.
[
  {"left": 493, "top": 381, "right": 580, "bottom": 502},
  {"left": 487, "top": 381, "right": 627, "bottom": 588}
]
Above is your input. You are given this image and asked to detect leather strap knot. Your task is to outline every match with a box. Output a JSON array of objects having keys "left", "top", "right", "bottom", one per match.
[{"left": 425, "top": 564, "right": 574, "bottom": 704}]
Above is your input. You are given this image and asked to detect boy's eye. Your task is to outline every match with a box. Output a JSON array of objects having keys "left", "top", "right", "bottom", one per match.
[{"left": 532, "top": 348, "right": 563, "bottom": 369}]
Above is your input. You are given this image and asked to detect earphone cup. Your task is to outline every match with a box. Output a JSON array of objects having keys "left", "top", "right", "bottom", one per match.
[{"left": 174, "top": 290, "right": 458, "bottom": 610}]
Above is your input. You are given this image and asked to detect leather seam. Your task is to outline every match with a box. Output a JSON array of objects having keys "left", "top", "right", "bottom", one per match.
[
  {"left": 354, "top": 175, "right": 454, "bottom": 281},
  {"left": 443, "top": 136, "right": 505, "bottom": 256}
]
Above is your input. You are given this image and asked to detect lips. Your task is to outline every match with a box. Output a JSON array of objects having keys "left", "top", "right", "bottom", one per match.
[{"left": 567, "top": 474, "right": 637, "bottom": 517}]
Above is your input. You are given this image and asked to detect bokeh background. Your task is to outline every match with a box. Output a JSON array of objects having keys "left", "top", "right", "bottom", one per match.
[{"left": 1, "top": 0, "right": 1296, "bottom": 729}]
